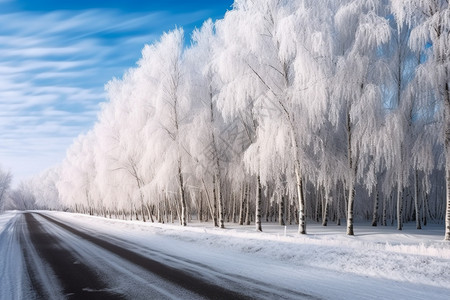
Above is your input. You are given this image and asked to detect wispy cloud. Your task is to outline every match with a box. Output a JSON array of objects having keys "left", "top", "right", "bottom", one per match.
[{"left": 0, "top": 6, "right": 219, "bottom": 184}]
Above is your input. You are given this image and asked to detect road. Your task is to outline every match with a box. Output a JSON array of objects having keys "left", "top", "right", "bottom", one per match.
[{"left": 2, "top": 212, "right": 316, "bottom": 300}]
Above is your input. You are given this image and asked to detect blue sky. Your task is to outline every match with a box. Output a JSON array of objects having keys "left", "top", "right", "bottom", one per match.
[{"left": 0, "top": 0, "right": 233, "bottom": 184}]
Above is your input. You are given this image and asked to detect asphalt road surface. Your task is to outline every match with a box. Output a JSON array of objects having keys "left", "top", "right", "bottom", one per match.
[{"left": 7, "top": 212, "right": 316, "bottom": 300}]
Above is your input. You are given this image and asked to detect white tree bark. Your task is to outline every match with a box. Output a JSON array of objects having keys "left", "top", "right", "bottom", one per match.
[
  {"left": 414, "top": 170, "right": 422, "bottom": 230},
  {"left": 444, "top": 93, "right": 450, "bottom": 240},
  {"left": 256, "top": 174, "right": 262, "bottom": 232}
]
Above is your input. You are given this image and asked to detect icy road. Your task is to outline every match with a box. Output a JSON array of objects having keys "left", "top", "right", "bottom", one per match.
[
  {"left": 1, "top": 212, "right": 313, "bottom": 299},
  {"left": 1, "top": 211, "right": 449, "bottom": 299}
]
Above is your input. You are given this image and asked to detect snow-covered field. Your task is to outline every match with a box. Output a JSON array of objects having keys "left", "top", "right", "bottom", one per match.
[{"left": 1, "top": 210, "right": 449, "bottom": 299}]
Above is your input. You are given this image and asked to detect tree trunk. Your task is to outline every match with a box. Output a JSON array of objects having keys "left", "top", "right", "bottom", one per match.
[
  {"left": 287, "top": 121, "right": 306, "bottom": 234},
  {"left": 288, "top": 203, "right": 292, "bottom": 225},
  {"left": 371, "top": 183, "right": 379, "bottom": 227},
  {"left": 146, "top": 204, "right": 154, "bottom": 223},
  {"left": 346, "top": 180, "right": 355, "bottom": 235},
  {"left": 232, "top": 193, "right": 237, "bottom": 223},
  {"left": 322, "top": 191, "right": 328, "bottom": 226},
  {"left": 245, "top": 184, "right": 251, "bottom": 225},
  {"left": 346, "top": 112, "right": 356, "bottom": 236},
  {"left": 208, "top": 88, "right": 225, "bottom": 229},
  {"left": 414, "top": 169, "right": 422, "bottom": 229},
  {"left": 212, "top": 175, "right": 218, "bottom": 227},
  {"left": 178, "top": 160, "right": 187, "bottom": 226},
  {"left": 201, "top": 178, "right": 215, "bottom": 223},
  {"left": 397, "top": 182, "right": 403, "bottom": 231},
  {"left": 295, "top": 167, "right": 306, "bottom": 234},
  {"left": 315, "top": 190, "right": 321, "bottom": 223},
  {"left": 140, "top": 196, "right": 146, "bottom": 222},
  {"left": 157, "top": 201, "right": 161, "bottom": 223},
  {"left": 135, "top": 205, "right": 139, "bottom": 221},
  {"left": 256, "top": 175, "right": 262, "bottom": 232},
  {"left": 423, "top": 192, "right": 428, "bottom": 226},
  {"left": 445, "top": 84, "right": 450, "bottom": 241},
  {"left": 279, "top": 195, "right": 285, "bottom": 226},
  {"left": 239, "top": 184, "right": 245, "bottom": 225},
  {"left": 216, "top": 174, "right": 225, "bottom": 229},
  {"left": 199, "top": 192, "right": 203, "bottom": 222},
  {"left": 336, "top": 184, "right": 341, "bottom": 226},
  {"left": 382, "top": 191, "right": 389, "bottom": 226}
]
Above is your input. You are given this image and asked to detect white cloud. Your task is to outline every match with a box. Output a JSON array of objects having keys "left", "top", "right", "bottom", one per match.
[{"left": 0, "top": 7, "right": 221, "bottom": 185}]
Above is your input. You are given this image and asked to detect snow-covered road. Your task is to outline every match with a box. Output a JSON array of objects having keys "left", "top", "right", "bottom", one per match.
[
  {"left": 0, "top": 212, "right": 314, "bottom": 299},
  {"left": 1, "top": 211, "right": 449, "bottom": 299}
]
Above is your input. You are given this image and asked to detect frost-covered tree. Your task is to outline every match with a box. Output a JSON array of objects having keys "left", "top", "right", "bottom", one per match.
[
  {"left": 101, "top": 70, "right": 151, "bottom": 221},
  {"left": 216, "top": 0, "right": 334, "bottom": 234},
  {"left": 377, "top": 15, "right": 421, "bottom": 230},
  {"left": 140, "top": 29, "right": 191, "bottom": 226},
  {"left": 0, "top": 166, "right": 12, "bottom": 212},
  {"left": 185, "top": 20, "right": 228, "bottom": 228},
  {"left": 333, "top": 0, "right": 390, "bottom": 235},
  {"left": 214, "top": 3, "right": 264, "bottom": 231},
  {"left": 29, "top": 167, "right": 61, "bottom": 210},
  {"left": 57, "top": 132, "right": 99, "bottom": 215},
  {"left": 48, "top": 1, "right": 450, "bottom": 236},
  {"left": 8, "top": 181, "right": 36, "bottom": 210},
  {"left": 392, "top": 0, "right": 450, "bottom": 240}
]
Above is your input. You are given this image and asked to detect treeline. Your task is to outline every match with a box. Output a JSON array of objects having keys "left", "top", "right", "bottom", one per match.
[
  {"left": 0, "top": 167, "right": 61, "bottom": 212},
  {"left": 0, "top": 166, "right": 12, "bottom": 212},
  {"left": 21, "top": 0, "right": 450, "bottom": 239}
]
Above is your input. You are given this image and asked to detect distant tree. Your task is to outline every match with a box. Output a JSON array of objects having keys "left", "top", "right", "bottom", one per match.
[
  {"left": 29, "top": 167, "right": 61, "bottom": 210},
  {"left": 8, "top": 181, "right": 36, "bottom": 211},
  {"left": 57, "top": 133, "right": 98, "bottom": 215},
  {"left": 0, "top": 167, "right": 12, "bottom": 212}
]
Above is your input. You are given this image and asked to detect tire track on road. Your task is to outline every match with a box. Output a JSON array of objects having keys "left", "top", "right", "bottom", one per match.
[
  {"left": 0, "top": 214, "right": 33, "bottom": 299},
  {"left": 35, "top": 212, "right": 252, "bottom": 300},
  {"left": 24, "top": 213, "right": 125, "bottom": 299}
]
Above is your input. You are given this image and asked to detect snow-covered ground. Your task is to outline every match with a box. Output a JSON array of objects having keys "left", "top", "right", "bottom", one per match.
[{"left": 1, "top": 210, "right": 449, "bottom": 299}]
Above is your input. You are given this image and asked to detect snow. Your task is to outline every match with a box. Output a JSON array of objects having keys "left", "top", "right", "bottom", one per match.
[
  {"left": 0, "top": 211, "right": 32, "bottom": 299},
  {"left": 1, "top": 210, "right": 449, "bottom": 299},
  {"left": 0, "top": 210, "right": 16, "bottom": 232}
]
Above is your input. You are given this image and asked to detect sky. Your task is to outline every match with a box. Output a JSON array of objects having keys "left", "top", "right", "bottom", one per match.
[{"left": 0, "top": 0, "right": 233, "bottom": 185}]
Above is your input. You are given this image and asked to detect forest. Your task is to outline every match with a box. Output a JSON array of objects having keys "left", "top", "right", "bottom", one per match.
[{"left": 2, "top": 0, "right": 450, "bottom": 240}]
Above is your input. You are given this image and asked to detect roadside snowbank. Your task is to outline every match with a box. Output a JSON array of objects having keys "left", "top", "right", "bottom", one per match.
[{"left": 0, "top": 210, "right": 17, "bottom": 233}]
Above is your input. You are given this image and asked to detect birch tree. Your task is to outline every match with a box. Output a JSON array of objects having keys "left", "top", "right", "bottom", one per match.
[
  {"left": 217, "top": 0, "right": 334, "bottom": 234},
  {"left": 44, "top": 1, "right": 450, "bottom": 234},
  {"left": 57, "top": 133, "right": 96, "bottom": 214},
  {"left": 378, "top": 16, "right": 421, "bottom": 230},
  {"left": 334, "top": 0, "right": 390, "bottom": 235},
  {"left": 102, "top": 70, "right": 152, "bottom": 222},
  {"left": 392, "top": 0, "right": 450, "bottom": 240},
  {"left": 185, "top": 20, "right": 227, "bottom": 228},
  {"left": 140, "top": 29, "right": 190, "bottom": 226},
  {"left": 214, "top": 3, "right": 266, "bottom": 231}
]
